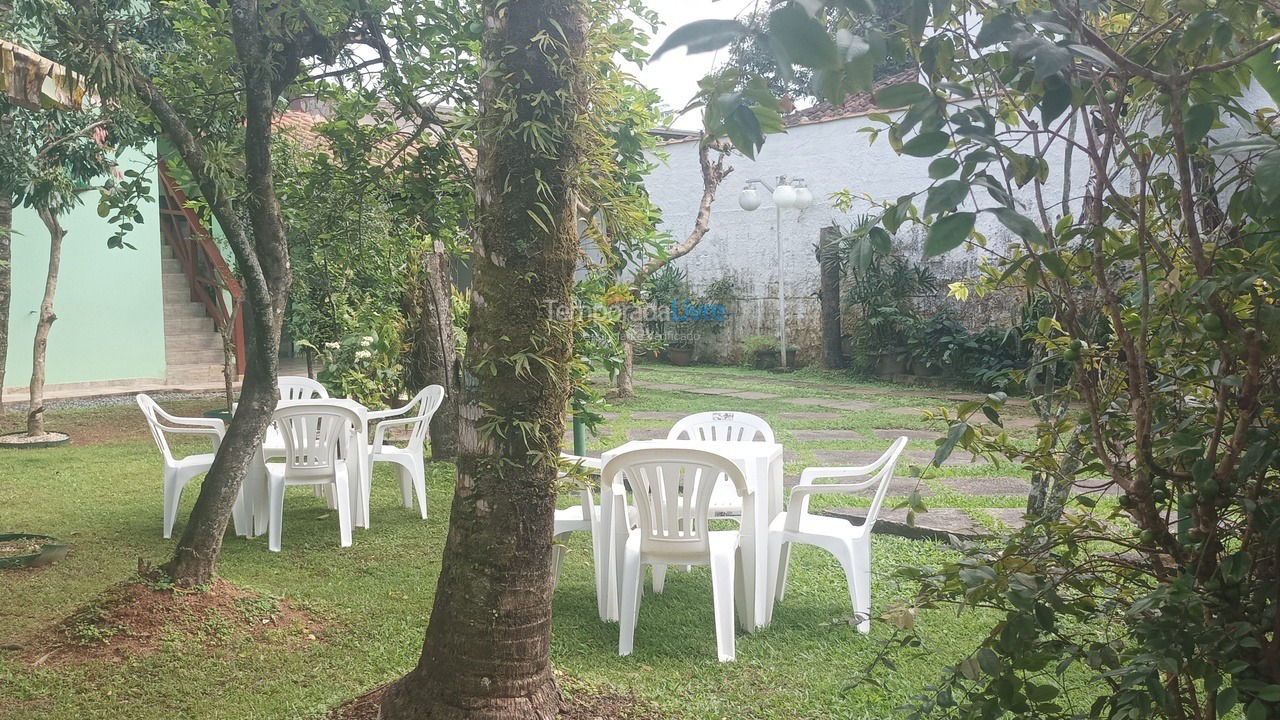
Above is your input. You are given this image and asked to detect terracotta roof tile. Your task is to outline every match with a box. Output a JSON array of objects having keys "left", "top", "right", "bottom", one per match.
[{"left": 783, "top": 68, "right": 920, "bottom": 127}]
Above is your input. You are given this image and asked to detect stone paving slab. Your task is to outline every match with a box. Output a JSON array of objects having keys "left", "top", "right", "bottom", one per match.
[
  {"left": 637, "top": 382, "right": 697, "bottom": 392},
  {"left": 874, "top": 428, "right": 943, "bottom": 441},
  {"left": 783, "top": 475, "right": 930, "bottom": 496},
  {"left": 884, "top": 406, "right": 928, "bottom": 417},
  {"left": 726, "top": 391, "right": 780, "bottom": 400},
  {"left": 685, "top": 387, "right": 737, "bottom": 396},
  {"left": 786, "top": 397, "right": 877, "bottom": 411},
  {"left": 630, "top": 412, "right": 685, "bottom": 421},
  {"left": 779, "top": 412, "right": 841, "bottom": 420},
  {"left": 810, "top": 449, "right": 982, "bottom": 467},
  {"left": 824, "top": 507, "right": 987, "bottom": 540},
  {"left": 942, "top": 477, "right": 1032, "bottom": 495},
  {"left": 789, "top": 429, "right": 861, "bottom": 442},
  {"left": 626, "top": 427, "right": 669, "bottom": 441}
]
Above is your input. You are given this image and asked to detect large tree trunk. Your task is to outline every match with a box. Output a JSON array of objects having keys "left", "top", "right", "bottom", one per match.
[
  {"left": 28, "top": 209, "right": 65, "bottom": 436},
  {"left": 403, "top": 247, "right": 460, "bottom": 459},
  {"left": 0, "top": 192, "right": 11, "bottom": 413},
  {"left": 816, "top": 226, "right": 846, "bottom": 370},
  {"left": 380, "top": 0, "right": 586, "bottom": 716}
]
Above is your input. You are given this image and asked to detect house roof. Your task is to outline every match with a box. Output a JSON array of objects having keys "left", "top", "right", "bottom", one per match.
[
  {"left": 782, "top": 68, "right": 920, "bottom": 127},
  {"left": 272, "top": 109, "right": 476, "bottom": 168},
  {"left": 1, "top": 39, "right": 86, "bottom": 111}
]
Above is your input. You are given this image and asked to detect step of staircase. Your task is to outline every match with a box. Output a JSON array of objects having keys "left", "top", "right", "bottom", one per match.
[
  {"left": 167, "top": 347, "right": 225, "bottom": 365},
  {"left": 164, "top": 314, "right": 213, "bottom": 333},
  {"left": 165, "top": 363, "right": 229, "bottom": 386},
  {"left": 166, "top": 332, "right": 222, "bottom": 352}
]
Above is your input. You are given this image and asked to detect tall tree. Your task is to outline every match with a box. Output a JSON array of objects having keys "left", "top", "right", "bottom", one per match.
[
  {"left": 379, "top": 0, "right": 588, "bottom": 714},
  {"left": 42, "top": 0, "right": 381, "bottom": 584}
]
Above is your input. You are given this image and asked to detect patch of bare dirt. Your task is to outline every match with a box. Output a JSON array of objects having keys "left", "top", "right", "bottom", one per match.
[
  {"left": 21, "top": 574, "right": 326, "bottom": 666},
  {"left": 0, "top": 397, "right": 219, "bottom": 446},
  {"left": 327, "top": 674, "right": 669, "bottom": 720}
]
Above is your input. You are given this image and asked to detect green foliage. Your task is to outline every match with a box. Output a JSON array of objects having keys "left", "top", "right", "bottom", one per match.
[
  {"left": 306, "top": 308, "right": 404, "bottom": 409},
  {"left": 739, "top": 333, "right": 778, "bottom": 358},
  {"left": 698, "top": 0, "right": 1280, "bottom": 716},
  {"left": 841, "top": 228, "right": 937, "bottom": 367}
]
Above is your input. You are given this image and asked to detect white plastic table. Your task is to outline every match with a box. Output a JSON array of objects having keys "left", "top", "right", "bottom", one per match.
[
  {"left": 597, "top": 439, "right": 784, "bottom": 632},
  {"left": 237, "top": 398, "right": 372, "bottom": 537}
]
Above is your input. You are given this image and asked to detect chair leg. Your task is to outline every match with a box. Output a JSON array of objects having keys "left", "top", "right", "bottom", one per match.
[
  {"left": 775, "top": 540, "right": 793, "bottom": 602},
  {"left": 852, "top": 539, "right": 872, "bottom": 633},
  {"left": 709, "top": 547, "right": 737, "bottom": 662},
  {"left": 651, "top": 564, "right": 667, "bottom": 594},
  {"left": 334, "top": 474, "right": 353, "bottom": 548},
  {"left": 411, "top": 456, "right": 427, "bottom": 519},
  {"left": 162, "top": 472, "right": 184, "bottom": 540},
  {"left": 551, "top": 535, "right": 569, "bottom": 591},
  {"left": 397, "top": 465, "right": 414, "bottom": 509},
  {"left": 618, "top": 551, "right": 642, "bottom": 657},
  {"left": 268, "top": 477, "right": 285, "bottom": 553}
]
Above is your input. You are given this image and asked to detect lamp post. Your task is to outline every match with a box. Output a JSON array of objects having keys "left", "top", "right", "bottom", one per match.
[{"left": 738, "top": 176, "right": 812, "bottom": 369}]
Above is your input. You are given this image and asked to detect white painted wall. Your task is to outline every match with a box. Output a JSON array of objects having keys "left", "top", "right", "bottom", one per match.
[{"left": 642, "top": 83, "right": 1275, "bottom": 363}]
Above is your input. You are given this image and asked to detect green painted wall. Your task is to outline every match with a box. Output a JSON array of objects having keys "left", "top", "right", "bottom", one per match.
[{"left": 4, "top": 142, "right": 166, "bottom": 388}]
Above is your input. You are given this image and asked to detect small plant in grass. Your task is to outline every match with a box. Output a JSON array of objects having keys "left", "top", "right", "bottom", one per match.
[{"left": 233, "top": 595, "right": 281, "bottom": 625}]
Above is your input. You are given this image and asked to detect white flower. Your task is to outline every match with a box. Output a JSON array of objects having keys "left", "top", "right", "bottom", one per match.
[
  {"left": 323, "top": 342, "right": 341, "bottom": 350},
  {"left": 360, "top": 336, "right": 374, "bottom": 347},
  {"left": 354, "top": 349, "right": 373, "bottom": 360}
]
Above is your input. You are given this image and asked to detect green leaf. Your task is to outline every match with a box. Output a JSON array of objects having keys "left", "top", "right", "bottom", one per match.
[
  {"left": 1033, "top": 44, "right": 1072, "bottom": 80},
  {"left": 1040, "top": 75, "right": 1071, "bottom": 124},
  {"left": 990, "top": 207, "right": 1047, "bottom": 246},
  {"left": 868, "top": 226, "right": 892, "bottom": 253},
  {"left": 902, "top": 131, "right": 949, "bottom": 157},
  {"left": 1254, "top": 150, "right": 1280, "bottom": 201},
  {"left": 1184, "top": 104, "right": 1215, "bottom": 144},
  {"left": 1068, "top": 44, "right": 1117, "bottom": 70},
  {"left": 929, "top": 157, "right": 959, "bottom": 179},
  {"left": 1245, "top": 52, "right": 1280, "bottom": 109},
  {"left": 723, "top": 103, "right": 765, "bottom": 159},
  {"left": 976, "top": 14, "right": 1018, "bottom": 47},
  {"left": 924, "top": 180, "right": 969, "bottom": 215},
  {"left": 651, "top": 19, "right": 750, "bottom": 60},
  {"left": 924, "top": 212, "right": 975, "bottom": 256},
  {"left": 768, "top": 4, "right": 839, "bottom": 69},
  {"left": 1040, "top": 251, "right": 1069, "bottom": 278},
  {"left": 977, "top": 647, "right": 1001, "bottom": 675},
  {"left": 874, "top": 82, "right": 933, "bottom": 108}
]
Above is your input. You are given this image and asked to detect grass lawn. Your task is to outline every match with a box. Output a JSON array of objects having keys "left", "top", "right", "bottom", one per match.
[{"left": 0, "top": 365, "right": 1012, "bottom": 719}]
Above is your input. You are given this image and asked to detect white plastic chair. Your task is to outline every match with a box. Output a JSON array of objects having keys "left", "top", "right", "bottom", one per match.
[
  {"left": 552, "top": 454, "right": 603, "bottom": 591},
  {"left": 667, "top": 411, "right": 776, "bottom": 444},
  {"left": 605, "top": 447, "right": 750, "bottom": 662},
  {"left": 768, "top": 436, "right": 908, "bottom": 633},
  {"left": 277, "top": 376, "right": 329, "bottom": 400},
  {"left": 367, "top": 385, "right": 444, "bottom": 520},
  {"left": 265, "top": 403, "right": 359, "bottom": 552},
  {"left": 136, "top": 393, "right": 244, "bottom": 539}
]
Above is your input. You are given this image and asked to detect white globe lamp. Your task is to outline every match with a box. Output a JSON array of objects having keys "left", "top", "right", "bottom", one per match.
[
  {"left": 773, "top": 182, "right": 797, "bottom": 208},
  {"left": 738, "top": 183, "right": 763, "bottom": 211},
  {"left": 792, "top": 180, "right": 813, "bottom": 210}
]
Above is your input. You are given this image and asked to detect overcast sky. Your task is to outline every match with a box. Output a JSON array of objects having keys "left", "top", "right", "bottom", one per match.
[{"left": 628, "top": 0, "right": 764, "bottom": 130}]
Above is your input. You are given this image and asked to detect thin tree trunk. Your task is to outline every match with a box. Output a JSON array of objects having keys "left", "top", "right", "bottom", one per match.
[
  {"left": 0, "top": 192, "right": 11, "bottom": 413},
  {"left": 816, "top": 226, "right": 845, "bottom": 370},
  {"left": 380, "top": 0, "right": 586, "bottom": 715},
  {"left": 28, "top": 209, "right": 65, "bottom": 437},
  {"left": 615, "top": 320, "right": 635, "bottom": 398},
  {"left": 146, "top": 1, "right": 294, "bottom": 586},
  {"left": 404, "top": 247, "right": 460, "bottom": 459}
]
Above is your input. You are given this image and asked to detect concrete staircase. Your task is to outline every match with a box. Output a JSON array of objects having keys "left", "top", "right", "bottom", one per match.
[{"left": 161, "top": 247, "right": 230, "bottom": 386}]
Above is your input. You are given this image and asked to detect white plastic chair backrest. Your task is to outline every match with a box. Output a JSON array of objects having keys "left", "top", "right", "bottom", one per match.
[
  {"left": 272, "top": 403, "right": 359, "bottom": 481},
  {"left": 667, "top": 411, "right": 775, "bottom": 443},
  {"left": 278, "top": 376, "right": 329, "bottom": 400},
  {"left": 602, "top": 448, "right": 747, "bottom": 561},
  {"left": 402, "top": 385, "right": 445, "bottom": 448},
  {"left": 560, "top": 453, "right": 600, "bottom": 524},
  {"left": 136, "top": 393, "right": 177, "bottom": 464},
  {"left": 790, "top": 436, "right": 909, "bottom": 533}
]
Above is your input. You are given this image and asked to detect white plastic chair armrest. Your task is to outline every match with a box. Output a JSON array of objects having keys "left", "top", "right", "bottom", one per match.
[
  {"left": 797, "top": 460, "right": 890, "bottom": 486},
  {"left": 366, "top": 396, "right": 419, "bottom": 421},
  {"left": 371, "top": 416, "right": 420, "bottom": 452},
  {"left": 784, "top": 477, "right": 879, "bottom": 531},
  {"left": 559, "top": 453, "right": 601, "bottom": 472}
]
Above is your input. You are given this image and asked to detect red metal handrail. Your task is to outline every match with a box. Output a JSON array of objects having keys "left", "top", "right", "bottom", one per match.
[{"left": 157, "top": 160, "right": 246, "bottom": 373}]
